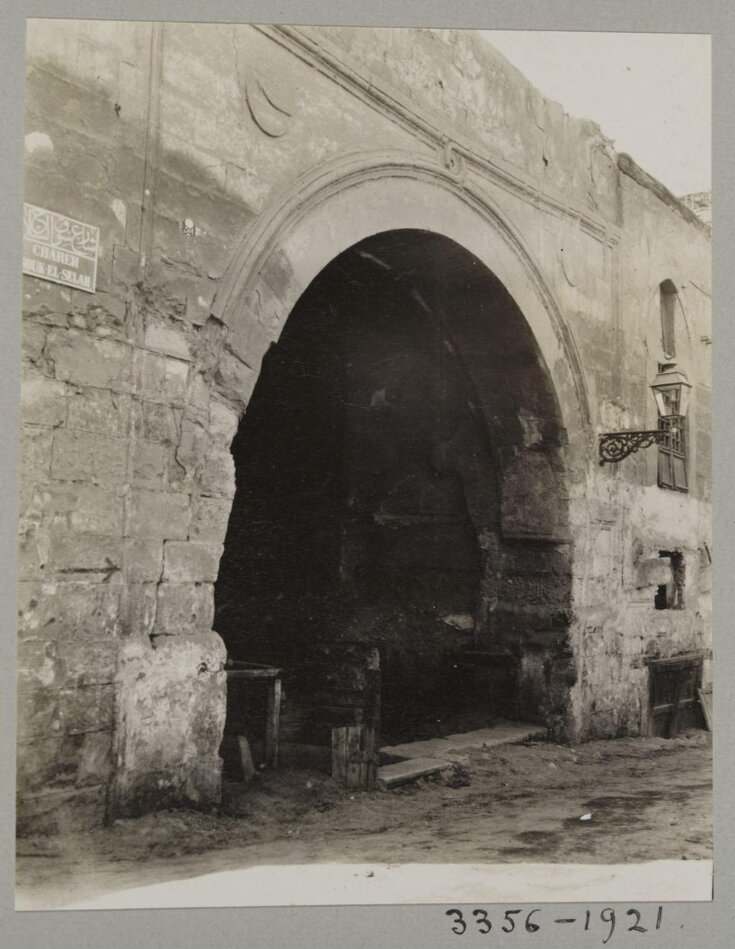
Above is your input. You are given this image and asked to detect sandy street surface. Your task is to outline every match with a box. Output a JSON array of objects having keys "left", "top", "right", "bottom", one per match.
[{"left": 16, "top": 731, "right": 712, "bottom": 909}]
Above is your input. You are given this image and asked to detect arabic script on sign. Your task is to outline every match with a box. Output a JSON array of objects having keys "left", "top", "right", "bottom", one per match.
[{"left": 23, "top": 203, "right": 100, "bottom": 293}]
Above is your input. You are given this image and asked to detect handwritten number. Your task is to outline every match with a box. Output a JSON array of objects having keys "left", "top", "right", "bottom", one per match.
[
  {"left": 448, "top": 903, "right": 657, "bottom": 939},
  {"left": 446, "top": 909, "right": 466, "bottom": 935},
  {"left": 601, "top": 908, "right": 616, "bottom": 944},
  {"left": 626, "top": 908, "right": 647, "bottom": 933},
  {"left": 473, "top": 909, "right": 492, "bottom": 934}
]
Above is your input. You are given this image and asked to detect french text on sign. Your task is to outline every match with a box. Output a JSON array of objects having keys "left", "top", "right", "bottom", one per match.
[{"left": 22, "top": 202, "right": 99, "bottom": 294}]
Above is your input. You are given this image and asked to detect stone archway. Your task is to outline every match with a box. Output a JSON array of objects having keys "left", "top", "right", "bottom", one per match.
[
  {"left": 214, "top": 154, "right": 593, "bottom": 475},
  {"left": 213, "top": 160, "right": 594, "bottom": 756},
  {"left": 108, "top": 159, "right": 595, "bottom": 815}
]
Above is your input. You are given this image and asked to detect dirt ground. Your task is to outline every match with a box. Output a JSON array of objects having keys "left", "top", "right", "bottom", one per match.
[{"left": 16, "top": 730, "right": 712, "bottom": 908}]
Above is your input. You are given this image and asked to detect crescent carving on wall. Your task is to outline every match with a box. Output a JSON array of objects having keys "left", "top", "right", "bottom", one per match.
[{"left": 245, "top": 74, "right": 293, "bottom": 138}]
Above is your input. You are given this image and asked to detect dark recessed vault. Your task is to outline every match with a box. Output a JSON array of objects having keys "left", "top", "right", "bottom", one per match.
[{"left": 215, "top": 229, "right": 573, "bottom": 746}]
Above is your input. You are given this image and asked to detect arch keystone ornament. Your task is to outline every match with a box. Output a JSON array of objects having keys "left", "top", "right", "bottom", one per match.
[{"left": 441, "top": 138, "right": 466, "bottom": 182}]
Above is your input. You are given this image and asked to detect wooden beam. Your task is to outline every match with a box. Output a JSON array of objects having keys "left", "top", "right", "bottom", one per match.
[{"left": 265, "top": 677, "right": 282, "bottom": 769}]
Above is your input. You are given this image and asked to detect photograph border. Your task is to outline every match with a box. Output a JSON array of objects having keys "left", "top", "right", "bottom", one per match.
[{"left": 1, "top": 1, "right": 732, "bottom": 947}]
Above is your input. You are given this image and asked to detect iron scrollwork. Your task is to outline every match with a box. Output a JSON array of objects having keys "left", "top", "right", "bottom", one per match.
[{"left": 598, "top": 430, "right": 667, "bottom": 465}]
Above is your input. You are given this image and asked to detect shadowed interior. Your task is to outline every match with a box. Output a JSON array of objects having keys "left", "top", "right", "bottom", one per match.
[{"left": 215, "top": 230, "right": 572, "bottom": 751}]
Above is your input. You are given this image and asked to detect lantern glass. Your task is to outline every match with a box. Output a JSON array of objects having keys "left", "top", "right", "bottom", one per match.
[
  {"left": 653, "top": 388, "right": 667, "bottom": 417},
  {"left": 650, "top": 368, "right": 692, "bottom": 419}
]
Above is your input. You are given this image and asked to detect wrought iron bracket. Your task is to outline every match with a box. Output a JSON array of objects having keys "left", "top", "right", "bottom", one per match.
[{"left": 598, "top": 430, "right": 667, "bottom": 465}]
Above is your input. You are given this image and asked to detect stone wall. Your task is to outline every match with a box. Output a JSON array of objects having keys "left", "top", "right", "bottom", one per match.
[{"left": 19, "top": 19, "right": 711, "bottom": 831}]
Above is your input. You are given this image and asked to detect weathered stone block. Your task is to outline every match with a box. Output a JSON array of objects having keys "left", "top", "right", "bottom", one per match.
[
  {"left": 21, "top": 375, "right": 67, "bottom": 427},
  {"left": 60, "top": 684, "right": 114, "bottom": 735},
  {"left": 143, "top": 321, "right": 192, "bottom": 360},
  {"left": 153, "top": 581, "right": 215, "bottom": 635},
  {"left": 17, "top": 687, "right": 63, "bottom": 742},
  {"left": 187, "top": 371, "right": 211, "bottom": 417},
  {"left": 51, "top": 429, "right": 128, "bottom": 484},
  {"left": 66, "top": 386, "right": 132, "bottom": 436},
  {"left": 49, "top": 533, "right": 123, "bottom": 582},
  {"left": 225, "top": 310, "right": 273, "bottom": 371},
  {"left": 16, "top": 784, "right": 107, "bottom": 836},
  {"left": 259, "top": 245, "right": 298, "bottom": 300},
  {"left": 501, "top": 543, "right": 571, "bottom": 578},
  {"left": 30, "top": 482, "right": 124, "bottom": 534},
  {"left": 134, "top": 399, "right": 181, "bottom": 444},
  {"left": 18, "top": 523, "right": 50, "bottom": 579},
  {"left": 212, "top": 349, "right": 256, "bottom": 410},
  {"left": 112, "top": 243, "right": 140, "bottom": 286},
  {"left": 22, "top": 275, "right": 73, "bottom": 318},
  {"left": 83, "top": 290, "right": 129, "bottom": 332},
  {"left": 109, "top": 631, "right": 226, "bottom": 817},
  {"left": 174, "top": 415, "right": 208, "bottom": 476},
  {"left": 47, "top": 329, "right": 133, "bottom": 391},
  {"left": 119, "top": 581, "right": 158, "bottom": 638},
  {"left": 122, "top": 537, "right": 164, "bottom": 582},
  {"left": 17, "top": 731, "right": 113, "bottom": 796},
  {"left": 198, "top": 449, "right": 235, "bottom": 498},
  {"left": 194, "top": 314, "right": 226, "bottom": 376},
  {"left": 132, "top": 438, "right": 171, "bottom": 486},
  {"left": 17, "top": 641, "right": 62, "bottom": 691},
  {"left": 124, "top": 488, "right": 191, "bottom": 539},
  {"left": 144, "top": 263, "right": 201, "bottom": 322},
  {"left": 152, "top": 152, "right": 246, "bottom": 242},
  {"left": 225, "top": 162, "right": 270, "bottom": 212},
  {"left": 635, "top": 557, "right": 672, "bottom": 589},
  {"left": 18, "top": 580, "right": 121, "bottom": 641},
  {"left": 163, "top": 541, "right": 223, "bottom": 582},
  {"left": 20, "top": 424, "right": 53, "bottom": 481},
  {"left": 208, "top": 398, "right": 240, "bottom": 447},
  {"left": 16, "top": 737, "right": 69, "bottom": 794},
  {"left": 117, "top": 57, "right": 150, "bottom": 126},
  {"left": 77, "top": 731, "right": 113, "bottom": 786},
  {"left": 57, "top": 640, "right": 118, "bottom": 687},
  {"left": 499, "top": 573, "right": 569, "bottom": 606},
  {"left": 135, "top": 349, "right": 189, "bottom": 403},
  {"left": 21, "top": 320, "right": 47, "bottom": 364},
  {"left": 501, "top": 452, "right": 566, "bottom": 538},
  {"left": 188, "top": 495, "right": 232, "bottom": 543}
]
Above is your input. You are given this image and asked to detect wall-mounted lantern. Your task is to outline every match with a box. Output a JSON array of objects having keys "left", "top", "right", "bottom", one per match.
[{"left": 598, "top": 366, "right": 692, "bottom": 465}]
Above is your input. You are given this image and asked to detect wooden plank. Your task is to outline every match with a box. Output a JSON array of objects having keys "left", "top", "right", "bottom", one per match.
[
  {"left": 226, "top": 668, "right": 281, "bottom": 680},
  {"left": 698, "top": 688, "right": 713, "bottom": 731},
  {"left": 227, "top": 660, "right": 282, "bottom": 669},
  {"left": 332, "top": 724, "right": 378, "bottom": 790},
  {"left": 237, "top": 735, "right": 256, "bottom": 782},
  {"left": 667, "top": 681, "right": 683, "bottom": 739},
  {"left": 264, "top": 676, "right": 282, "bottom": 769},
  {"left": 362, "top": 724, "right": 377, "bottom": 791},
  {"left": 377, "top": 757, "right": 453, "bottom": 789},
  {"left": 345, "top": 726, "right": 363, "bottom": 789},
  {"left": 644, "top": 653, "right": 704, "bottom": 667},
  {"left": 332, "top": 726, "right": 348, "bottom": 785}
]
